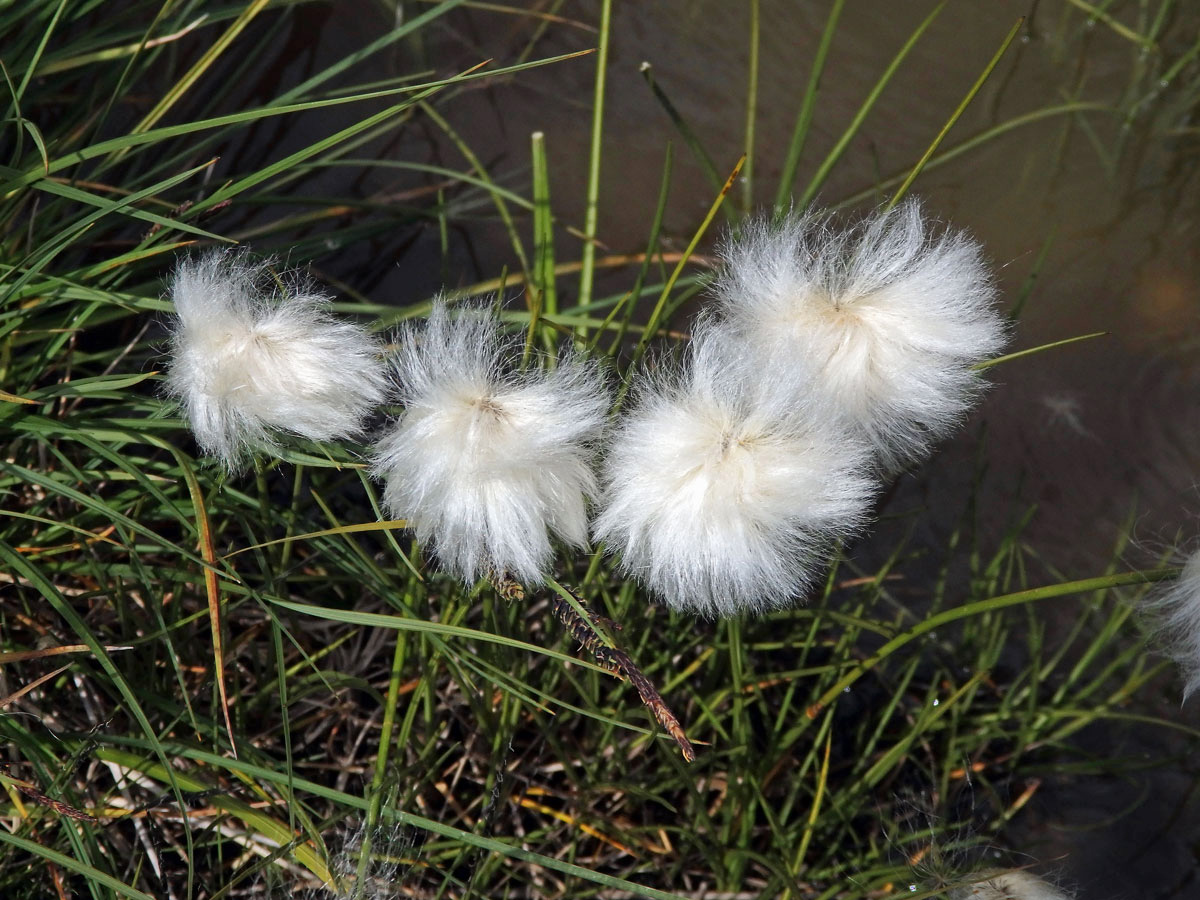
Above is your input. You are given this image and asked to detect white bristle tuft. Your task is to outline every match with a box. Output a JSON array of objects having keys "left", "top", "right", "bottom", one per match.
[
  {"left": 372, "top": 301, "right": 609, "bottom": 586},
  {"left": 594, "top": 322, "right": 877, "bottom": 616},
  {"left": 164, "top": 251, "right": 386, "bottom": 471},
  {"left": 713, "top": 198, "right": 1008, "bottom": 471}
]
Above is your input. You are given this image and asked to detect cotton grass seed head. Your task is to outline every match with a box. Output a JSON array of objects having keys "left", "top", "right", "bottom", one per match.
[
  {"left": 951, "top": 870, "right": 1075, "bottom": 900},
  {"left": 713, "top": 198, "right": 1008, "bottom": 471},
  {"left": 1143, "top": 547, "right": 1200, "bottom": 700},
  {"left": 164, "top": 251, "right": 387, "bottom": 471},
  {"left": 372, "top": 301, "right": 609, "bottom": 586},
  {"left": 594, "top": 323, "right": 876, "bottom": 617}
]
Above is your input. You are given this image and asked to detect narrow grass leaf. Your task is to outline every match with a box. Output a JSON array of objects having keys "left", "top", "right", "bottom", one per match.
[
  {"left": 1, "top": 388, "right": 35, "bottom": 404},
  {"left": 806, "top": 567, "right": 1179, "bottom": 722},
  {"left": 0, "top": 832, "right": 154, "bottom": 900},
  {"left": 798, "top": 2, "right": 944, "bottom": 209},
  {"left": 172, "top": 449, "right": 238, "bottom": 758},
  {"left": 974, "top": 331, "right": 1107, "bottom": 369},
  {"left": 96, "top": 745, "right": 697, "bottom": 900},
  {"left": 641, "top": 63, "right": 725, "bottom": 199},
  {"left": 889, "top": 16, "right": 1025, "bottom": 207},
  {"left": 130, "top": 0, "right": 270, "bottom": 136},
  {"left": 774, "top": 0, "right": 845, "bottom": 212},
  {"left": 223, "top": 520, "right": 408, "bottom": 559},
  {"left": 577, "top": 0, "right": 613, "bottom": 309},
  {"left": 627, "top": 153, "right": 744, "bottom": 377}
]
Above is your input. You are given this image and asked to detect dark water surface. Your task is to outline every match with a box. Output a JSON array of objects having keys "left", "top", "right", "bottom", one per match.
[{"left": 236, "top": 2, "right": 1200, "bottom": 896}]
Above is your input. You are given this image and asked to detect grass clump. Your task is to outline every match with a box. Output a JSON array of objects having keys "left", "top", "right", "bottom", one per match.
[{"left": 2, "top": 2, "right": 1198, "bottom": 899}]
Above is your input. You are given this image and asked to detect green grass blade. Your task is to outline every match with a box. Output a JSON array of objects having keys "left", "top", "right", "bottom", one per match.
[
  {"left": 130, "top": 0, "right": 270, "bottom": 136},
  {"left": 625, "top": 154, "right": 745, "bottom": 387},
  {"left": 773, "top": 0, "right": 846, "bottom": 213},
  {"left": 974, "top": 331, "right": 1107, "bottom": 369},
  {"left": 96, "top": 745, "right": 695, "bottom": 900},
  {"left": 577, "top": 0, "right": 612, "bottom": 310},
  {"left": 742, "top": 0, "right": 760, "bottom": 214},
  {"left": 807, "top": 567, "right": 1180, "bottom": 720},
  {"left": 640, "top": 62, "right": 725, "bottom": 199},
  {"left": 889, "top": 16, "right": 1025, "bottom": 207},
  {"left": 797, "top": 1, "right": 945, "bottom": 210},
  {"left": 0, "top": 833, "right": 155, "bottom": 900}
]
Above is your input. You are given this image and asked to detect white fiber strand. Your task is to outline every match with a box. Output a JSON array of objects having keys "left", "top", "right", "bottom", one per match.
[{"left": 1144, "top": 549, "right": 1200, "bottom": 700}]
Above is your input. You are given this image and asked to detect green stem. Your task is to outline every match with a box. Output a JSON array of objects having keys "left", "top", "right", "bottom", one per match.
[
  {"left": 619, "top": 154, "right": 745, "bottom": 407},
  {"left": 974, "top": 331, "right": 1106, "bottom": 370},
  {"left": 577, "top": 0, "right": 612, "bottom": 309},
  {"left": 742, "top": 0, "right": 759, "bottom": 215},
  {"left": 773, "top": 0, "right": 845, "bottom": 214},
  {"left": 357, "top": 579, "right": 416, "bottom": 898},
  {"left": 529, "top": 130, "right": 558, "bottom": 348},
  {"left": 808, "top": 567, "right": 1178, "bottom": 719},
  {"left": 797, "top": 1, "right": 944, "bottom": 211},
  {"left": 889, "top": 16, "right": 1025, "bottom": 207}
]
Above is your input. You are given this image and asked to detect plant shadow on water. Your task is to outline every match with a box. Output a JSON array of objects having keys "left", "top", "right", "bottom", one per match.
[{"left": 2, "top": 1, "right": 1200, "bottom": 898}]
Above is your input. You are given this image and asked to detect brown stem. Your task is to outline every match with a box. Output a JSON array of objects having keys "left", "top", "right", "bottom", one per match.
[{"left": 550, "top": 588, "right": 696, "bottom": 763}]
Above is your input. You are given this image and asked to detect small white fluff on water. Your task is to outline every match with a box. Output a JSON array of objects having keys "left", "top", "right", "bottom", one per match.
[
  {"left": 951, "top": 871, "right": 1075, "bottom": 900},
  {"left": 1143, "top": 548, "right": 1200, "bottom": 700},
  {"left": 165, "top": 251, "right": 386, "bottom": 471},
  {"left": 713, "top": 198, "right": 1008, "bottom": 471},
  {"left": 594, "top": 322, "right": 876, "bottom": 617},
  {"left": 372, "top": 301, "right": 608, "bottom": 586}
]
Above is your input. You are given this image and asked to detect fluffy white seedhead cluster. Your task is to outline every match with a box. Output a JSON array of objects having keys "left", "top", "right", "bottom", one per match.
[
  {"left": 163, "top": 197, "right": 1004, "bottom": 614},
  {"left": 372, "top": 301, "right": 608, "bottom": 586},
  {"left": 165, "top": 251, "right": 386, "bottom": 470},
  {"left": 594, "top": 199, "right": 1007, "bottom": 615},
  {"left": 595, "top": 324, "right": 876, "bottom": 617},
  {"left": 1143, "top": 548, "right": 1200, "bottom": 700},
  {"left": 950, "top": 871, "right": 1075, "bottom": 900},
  {"left": 712, "top": 198, "right": 1008, "bottom": 471}
]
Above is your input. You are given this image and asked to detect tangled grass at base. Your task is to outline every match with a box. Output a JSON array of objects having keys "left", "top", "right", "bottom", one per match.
[{"left": 2, "top": 2, "right": 1199, "bottom": 899}]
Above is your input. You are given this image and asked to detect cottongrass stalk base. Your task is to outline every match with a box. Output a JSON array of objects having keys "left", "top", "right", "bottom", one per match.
[
  {"left": 595, "top": 323, "right": 876, "bottom": 617},
  {"left": 165, "top": 251, "right": 387, "bottom": 470},
  {"left": 713, "top": 198, "right": 1008, "bottom": 471},
  {"left": 372, "top": 301, "right": 608, "bottom": 586},
  {"left": 1143, "top": 548, "right": 1200, "bottom": 699}
]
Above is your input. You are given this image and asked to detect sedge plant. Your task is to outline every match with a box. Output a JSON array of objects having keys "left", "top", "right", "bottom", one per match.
[{"left": 2, "top": 3, "right": 1198, "bottom": 900}]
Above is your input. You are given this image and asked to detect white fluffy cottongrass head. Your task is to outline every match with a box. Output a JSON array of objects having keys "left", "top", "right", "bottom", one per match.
[
  {"left": 713, "top": 197, "right": 1008, "bottom": 471},
  {"left": 594, "top": 322, "right": 876, "bottom": 617},
  {"left": 1143, "top": 547, "right": 1200, "bottom": 700},
  {"left": 259, "top": 817, "right": 413, "bottom": 899},
  {"left": 951, "top": 870, "right": 1075, "bottom": 900},
  {"left": 372, "top": 301, "right": 609, "bottom": 586},
  {"left": 165, "top": 251, "right": 387, "bottom": 471}
]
